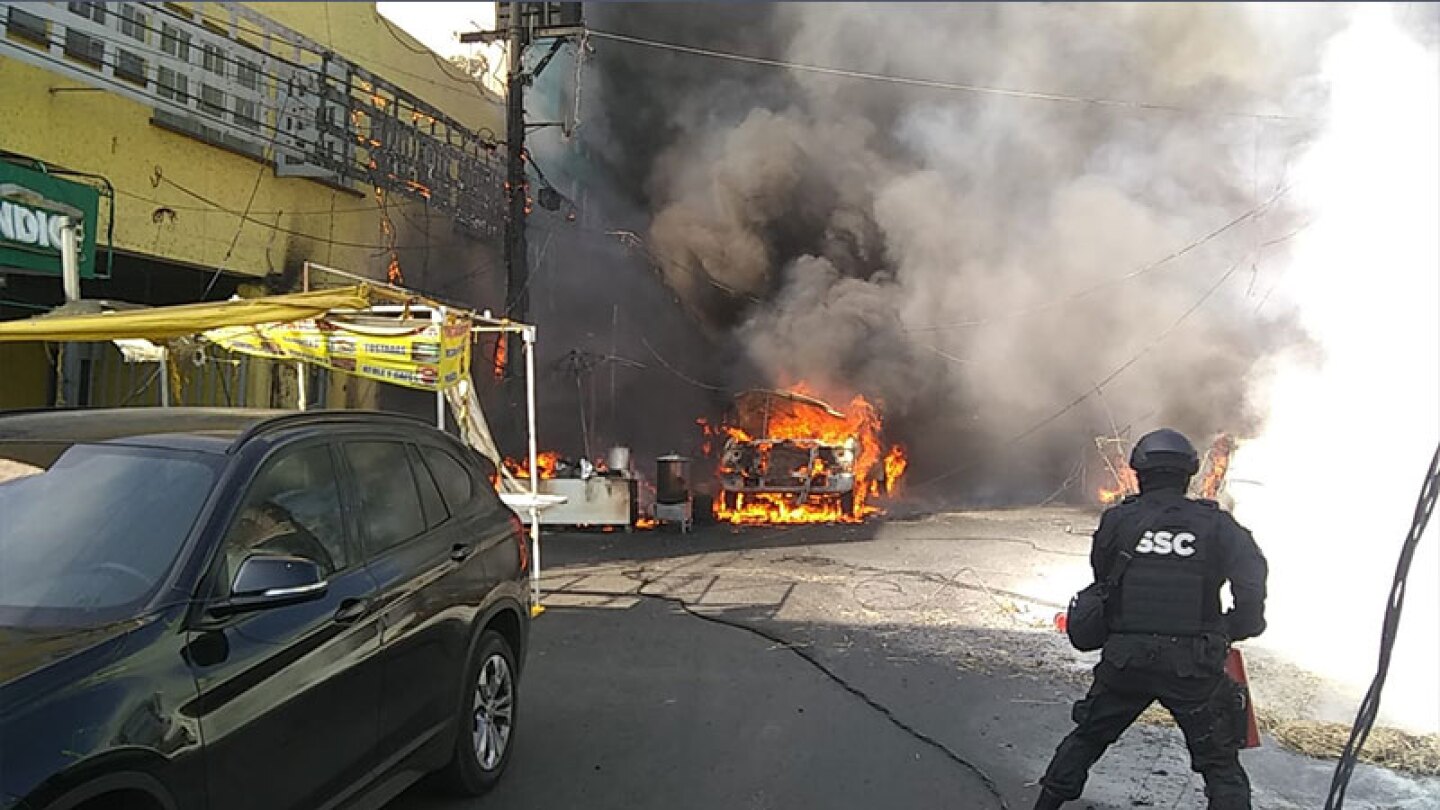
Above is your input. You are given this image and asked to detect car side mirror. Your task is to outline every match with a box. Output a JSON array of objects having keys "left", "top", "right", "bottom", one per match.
[{"left": 210, "top": 554, "right": 328, "bottom": 617}]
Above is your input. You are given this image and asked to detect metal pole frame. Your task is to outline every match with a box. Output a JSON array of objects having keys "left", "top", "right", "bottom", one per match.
[
  {"left": 58, "top": 217, "right": 83, "bottom": 407},
  {"left": 523, "top": 326, "right": 541, "bottom": 613},
  {"left": 298, "top": 261, "right": 546, "bottom": 613}
]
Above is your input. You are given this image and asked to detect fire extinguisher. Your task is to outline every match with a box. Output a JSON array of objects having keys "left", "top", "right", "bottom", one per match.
[{"left": 1226, "top": 648, "right": 1262, "bottom": 749}]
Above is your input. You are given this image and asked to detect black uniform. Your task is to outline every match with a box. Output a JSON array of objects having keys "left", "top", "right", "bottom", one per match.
[{"left": 1039, "top": 488, "right": 1268, "bottom": 809}]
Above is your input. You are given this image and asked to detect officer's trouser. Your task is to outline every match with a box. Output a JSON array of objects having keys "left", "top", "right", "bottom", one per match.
[{"left": 1039, "top": 662, "right": 1250, "bottom": 809}]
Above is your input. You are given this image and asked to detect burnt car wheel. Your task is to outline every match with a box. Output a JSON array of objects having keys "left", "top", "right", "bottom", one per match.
[{"left": 434, "top": 630, "right": 517, "bottom": 795}]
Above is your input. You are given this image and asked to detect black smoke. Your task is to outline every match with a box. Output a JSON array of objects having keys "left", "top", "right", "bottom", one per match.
[{"left": 533, "top": 2, "right": 1348, "bottom": 502}]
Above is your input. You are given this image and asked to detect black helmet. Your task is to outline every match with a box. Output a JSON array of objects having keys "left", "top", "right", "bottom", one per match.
[{"left": 1129, "top": 428, "right": 1199, "bottom": 475}]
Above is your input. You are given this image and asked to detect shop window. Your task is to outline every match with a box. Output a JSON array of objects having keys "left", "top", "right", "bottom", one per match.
[{"left": 6, "top": 7, "right": 50, "bottom": 48}]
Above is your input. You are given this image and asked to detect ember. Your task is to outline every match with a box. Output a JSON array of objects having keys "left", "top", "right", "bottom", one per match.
[{"left": 712, "top": 385, "right": 905, "bottom": 525}]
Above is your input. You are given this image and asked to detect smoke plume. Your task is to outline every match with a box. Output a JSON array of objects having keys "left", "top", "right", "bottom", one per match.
[{"left": 568, "top": 3, "right": 1353, "bottom": 501}]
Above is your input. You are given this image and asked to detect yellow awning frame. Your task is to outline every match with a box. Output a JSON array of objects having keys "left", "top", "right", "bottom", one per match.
[{"left": 0, "top": 286, "right": 379, "bottom": 342}]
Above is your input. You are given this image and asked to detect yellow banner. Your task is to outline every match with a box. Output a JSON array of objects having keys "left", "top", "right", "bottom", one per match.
[{"left": 207, "top": 313, "right": 472, "bottom": 392}]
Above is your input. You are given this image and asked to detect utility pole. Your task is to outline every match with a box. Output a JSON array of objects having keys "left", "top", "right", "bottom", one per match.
[
  {"left": 462, "top": 3, "right": 583, "bottom": 383},
  {"left": 503, "top": 1, "right": 529, "bottom": 339}
]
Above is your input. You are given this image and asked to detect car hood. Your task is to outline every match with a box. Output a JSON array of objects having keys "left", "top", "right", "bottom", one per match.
[{"left": 0, "top": 621, "right": 137, "bottom": 689}]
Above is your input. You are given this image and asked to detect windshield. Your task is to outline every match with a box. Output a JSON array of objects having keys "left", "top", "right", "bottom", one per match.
[{"left": 0, "top": 441, "right": 219, "bottom": 627}]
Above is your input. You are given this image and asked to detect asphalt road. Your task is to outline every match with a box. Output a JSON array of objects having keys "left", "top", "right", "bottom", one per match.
[
  {"left": 393, "top": 515, "right": 1440, "bottom": 810},
  {"left": 393, "top": 592, "right": 997, "bottom": 809}
]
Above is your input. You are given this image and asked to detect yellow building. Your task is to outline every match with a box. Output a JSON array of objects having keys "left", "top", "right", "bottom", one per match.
[{"left": 0, "top": 1, "right": 507, "bottom": 409}]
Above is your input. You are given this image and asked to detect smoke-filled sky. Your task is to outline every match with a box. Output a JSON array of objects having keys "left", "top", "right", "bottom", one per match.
[{"left": 530, "top": 3, "right": 1414, "bottom": 503}]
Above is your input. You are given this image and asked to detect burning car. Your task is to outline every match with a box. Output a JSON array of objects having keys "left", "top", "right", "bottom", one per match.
[{"left": 714, "top": 388, "right": 902, "bottom": 524}]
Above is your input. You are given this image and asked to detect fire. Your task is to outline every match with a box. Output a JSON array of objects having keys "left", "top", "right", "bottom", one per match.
[
  {"left": 717, "top": 492, "right": 861, "bottom": 525},
  {"left": 1097, "top": 485, "right": 1131, "bottom": 505},
  {"left": 884, "top": 445, "right": 908, "bottom": 496},
  {"left": 1195, "top": 433, "right": 1236, "bottom": 500},
  {"left": 503, "top": 451, "right": 561, "bottom": 480},
  {"left": 1095, "top": 436, "right": 1138, "bottom": 505},
  {"left": 713, "top": 384, "right": 905, "bottom": 525},
  {"left": 696, "top": 417, "right": 717, "bottom": 458},
  {"left": 1093, "top": 433, "right": 1235, "bottom": 504}
]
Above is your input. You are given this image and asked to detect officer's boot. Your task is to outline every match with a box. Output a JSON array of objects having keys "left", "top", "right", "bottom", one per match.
[{"left": 1033, "top": 789, "right": 1067, "bottom": 810}]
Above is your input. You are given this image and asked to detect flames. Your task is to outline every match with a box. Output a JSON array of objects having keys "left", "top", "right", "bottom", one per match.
[
  {"left": 1093, "top": 433, "right": 1236, "bottom": 505},
  {"left": 712, "top": 384, "right": 905, "bottom": 525},
  {"left": 1196, "top": 434, "right": 1236, "bottom": 500},
  {"left": 503, "top": 451, "right": 561, "bottom": 480},
  {"left": 882, "top": 445, "right": 909, "bottom": 497},
  {"left": 1095, "top": 436, "right": 1138, "bottom": 505},
  {"left": 717, "top": 493, "right": 863, "bottom": 525}
]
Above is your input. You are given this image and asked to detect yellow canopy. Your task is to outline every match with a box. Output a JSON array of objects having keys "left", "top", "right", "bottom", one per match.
[{"left": 0, "top": 286, "right": 376, "bottom": 342}]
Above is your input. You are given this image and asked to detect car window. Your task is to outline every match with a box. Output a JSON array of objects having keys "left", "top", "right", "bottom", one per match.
[
  {"left": 409, "top": 445, "right": 449, "bottom": 529},
  {"left": 420, "top": 445, "right": 476, "bottom": 515},
  {"left": 344, "top": 441, "right": 426, "bottom": 556},
  {"left": 220, "top": 444, "right": 349, "bottom": 586},
  {"left": 0, "top": 442, "right": 218, "bottom": 626}
]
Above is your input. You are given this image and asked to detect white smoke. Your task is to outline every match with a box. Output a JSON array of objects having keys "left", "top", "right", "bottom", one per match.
[{"left": 1228, "top": 5, "right": 1440, "bottom": 734}]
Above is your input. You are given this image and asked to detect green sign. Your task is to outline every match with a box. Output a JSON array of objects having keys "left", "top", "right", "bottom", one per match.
[{"left": 0, "top": 161, "right": 100, "bottom": 279}]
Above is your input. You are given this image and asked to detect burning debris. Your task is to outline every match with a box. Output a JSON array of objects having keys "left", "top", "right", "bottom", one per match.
[
  {"left": 711, "top": 386, "right": 905, "bottom": 524},
  {"left": 1195, "top": 433, "right": 1237, "bottom": 501},
  {"left": 1092, "top": 433, "right": 1237, "bottom": 506},
  {"left": 1095, "top": 436, "right": 1139, "bottom": 505},
  {"left": 574, "top": 4, "right": 1340, "bottom": 503}
]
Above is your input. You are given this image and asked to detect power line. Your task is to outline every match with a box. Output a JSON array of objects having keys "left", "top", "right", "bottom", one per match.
[
  {"left": 587, "top": 29, "right": 1317, "bottom": 124},
  {"left": 601, "top": 229, "right": 764, "bottom": 303},
  {"left": 150, "top": 168, "right": 417, "bottom": 251},
  {"left": 11, "top": 30, "right": 313, "bottom": 152},
  {"left": 115, "top": 186, "right": 383, "bottom": 217},
  {"left": 904, "top": 185, "right": 1291, "bottom": 333},
  {"left": 201, "top": 90, "right": 293, "bottom": 297},
  {"left": 639, "top": 333, "right": 726, "bottom": 392},
  {"left": 910, "top": 254, "right": 1248, "bottom": 493},
  {"left": 148, "top": 1, "right": 501, "bottom": 109},
  {"left": 374, "top": 10, "right": 502, "bottom": 102}
]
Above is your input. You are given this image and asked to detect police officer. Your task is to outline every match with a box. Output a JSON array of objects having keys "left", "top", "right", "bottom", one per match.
[{"left": 1034, "top": 428, "right": 1268, "bottom": 810}]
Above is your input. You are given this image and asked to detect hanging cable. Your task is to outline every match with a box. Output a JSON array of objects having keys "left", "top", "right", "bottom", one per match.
[
  {"left": 1325, "top": 442, "right": 1440, "bottom": 808},
  {"left": 586, "top": 29, "right": 1316, "bottom": 124},
  {"left": 910, "top": 254, "right": 1247, "bottom": 492},
  {"left": 905, "top": 186, "right": 1291, "bottom": 333}
]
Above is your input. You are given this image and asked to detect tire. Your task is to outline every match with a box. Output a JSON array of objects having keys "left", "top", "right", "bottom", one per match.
[
  {"left": 840, "top": 489, "right": 856, "bottom": 516},
  {"left": 433, "top": 630, "right": 518, "bottom": 796}
]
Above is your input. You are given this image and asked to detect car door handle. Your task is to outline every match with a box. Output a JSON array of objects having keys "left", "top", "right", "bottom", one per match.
[
  {"left": 450, "top": 543, "right": 474, "bottom": 562},
  {"left": 333, "top": 598, "right": 372, "bottom": 625}
]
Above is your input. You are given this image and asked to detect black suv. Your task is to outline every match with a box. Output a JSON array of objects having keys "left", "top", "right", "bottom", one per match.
[{"left": 0, "top": 408, "right": 530, "bottom": 810}]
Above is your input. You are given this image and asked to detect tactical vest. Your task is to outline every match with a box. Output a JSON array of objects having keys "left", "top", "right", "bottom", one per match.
[{"left": 1108, "top": 493, "right": 1224, "bottom": 637}]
